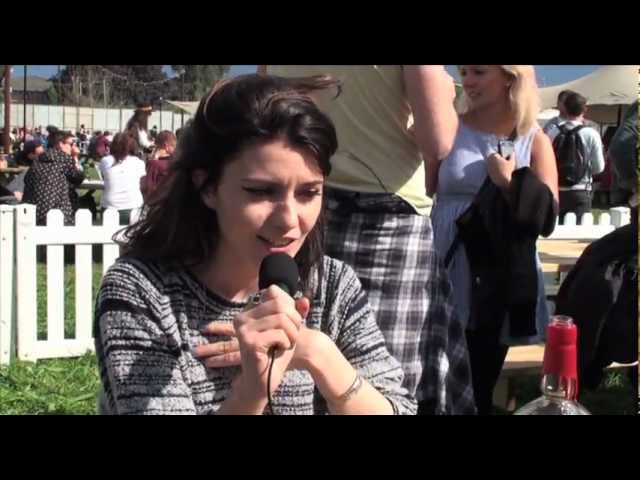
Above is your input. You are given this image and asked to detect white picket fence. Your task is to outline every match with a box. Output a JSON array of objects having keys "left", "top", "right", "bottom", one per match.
[
  {"left": 0, "top": 204, "right": 632, "bottom": 365},
  {"left": 0, "top": 204, "right": 138, "bottom": 364},
  {"left": 546, "top": 207, "right": 631, "bottom": 240}
]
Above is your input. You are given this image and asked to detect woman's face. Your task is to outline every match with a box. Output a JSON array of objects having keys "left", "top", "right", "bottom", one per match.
[
  {"left": 459, "top": 65, "right": 513, "bottom": 111},
  {"left": 201, "top": 138, "right": 324, "bottom": 282}
]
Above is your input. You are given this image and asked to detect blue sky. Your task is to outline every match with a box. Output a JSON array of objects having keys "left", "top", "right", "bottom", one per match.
[
  {"left": 228, "top": 65, "right": 603, "bottom": 87},
  {"left": 11, "top": 65, "right": 601, "bottom": 87}
]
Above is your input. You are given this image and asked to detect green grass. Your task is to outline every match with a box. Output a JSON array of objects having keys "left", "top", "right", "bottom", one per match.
[
  {"left": 36, "top": 260, "right": 104, "bottom": 340},
  {"left": 0, "top": 260, "right": 104, "bottom": 415},
  {"left": 0, "top": 353, "right": 100, "bottom": 414}
]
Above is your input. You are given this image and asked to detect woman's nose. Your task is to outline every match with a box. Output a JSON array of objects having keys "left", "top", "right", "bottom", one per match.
[{"left": 271, "top": 197, "right": 298, "bottom": 230}]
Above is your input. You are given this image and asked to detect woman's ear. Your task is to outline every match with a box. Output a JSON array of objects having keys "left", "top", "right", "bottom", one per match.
[{"left": 192, "top": 168, "right": 216, "bottom": 210}]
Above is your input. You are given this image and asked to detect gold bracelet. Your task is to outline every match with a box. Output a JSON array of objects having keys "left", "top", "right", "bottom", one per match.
[{"left": 337, "top": 373, "right": 363, "bottom": 403}]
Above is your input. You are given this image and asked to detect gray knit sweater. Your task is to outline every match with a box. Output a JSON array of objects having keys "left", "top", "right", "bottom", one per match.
[{"left": 95, "top": 255, "right": 417, "bottom": 415}]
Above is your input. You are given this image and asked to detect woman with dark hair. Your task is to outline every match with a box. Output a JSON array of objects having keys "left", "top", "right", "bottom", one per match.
[
  {"left": 94, "top": 74, "right": 415, "bottom": 415},
  {"left": 125, "top": 105, "right": 154, "bottom": 157},
  {"left": 99, "top": 132, "right": 145, "bottom": 225}
]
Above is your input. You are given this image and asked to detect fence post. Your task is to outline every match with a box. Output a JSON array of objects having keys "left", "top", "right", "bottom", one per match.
[
  {"left": 102, "top": 208, "right": 120, "bottom": 276},
  {"left": 15, "top": 205, "right": 38, "bottom": 362},
  {"left": 609, "top": 207, "right": 631, "bottom": 227},
  {"left": 598, "top": 211, "right": 611, "bottom": 227},
  {"left": 75, "top": 210, "right": 93, "bottom": 342},
  {"left": 0, "top": 206, "right": 16, "bottom": 365},
  {"left": 45, "top": 210, "right": 65, "bottom": 344}
]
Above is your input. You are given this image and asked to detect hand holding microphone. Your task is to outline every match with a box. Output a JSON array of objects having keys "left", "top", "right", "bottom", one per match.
[{"left": 206, "top": 254, "right": 310, "bottom": 402}]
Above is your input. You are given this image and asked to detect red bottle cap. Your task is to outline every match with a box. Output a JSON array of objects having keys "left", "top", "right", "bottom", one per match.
[{"left": 542, "top": 317, "right": 578, "bottom": 379}]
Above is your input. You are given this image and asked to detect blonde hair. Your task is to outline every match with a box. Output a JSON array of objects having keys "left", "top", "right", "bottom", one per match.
[{"left": 457, "top": 65, "right": 541, "bottom": 137}]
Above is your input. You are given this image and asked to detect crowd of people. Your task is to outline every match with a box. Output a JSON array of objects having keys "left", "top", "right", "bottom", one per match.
[
  {"left": 2, "top": 65, "right": 635, "bottom": 415},
  {"left": 0, "top": 106, "right": 178, "bottom": 226}
]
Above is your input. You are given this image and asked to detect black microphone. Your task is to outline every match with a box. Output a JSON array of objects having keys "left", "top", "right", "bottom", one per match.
[
  {"left": 256, "top": 253, "right": 301, "bottom": 415},
  {"left": 258, "top": 253, "right": 300, "bottom": 298}
]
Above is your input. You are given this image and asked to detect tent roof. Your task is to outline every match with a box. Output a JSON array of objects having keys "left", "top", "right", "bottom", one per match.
[
  {"left": 11, "top": 76, "right": 52, "bottom": 92},
  {"left": 538, "top": 65, "right": 638, "bottom": 109},
  {"left": 165, "top": 100, "right": 199, "bottom": 115}
]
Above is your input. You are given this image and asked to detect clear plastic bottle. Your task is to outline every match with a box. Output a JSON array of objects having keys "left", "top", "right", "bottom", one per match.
[{"left": 513, "top": 315, "right": 590, "bottom": 415}]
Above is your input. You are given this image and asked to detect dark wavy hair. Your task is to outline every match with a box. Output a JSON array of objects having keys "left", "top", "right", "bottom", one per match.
[
  {"left": 126, "top": 107, "right": 151, "bottom": 133},
  {"left": 120, "top": 74, "right": 340, "bottom": 290},
  {"left": 109, "top": 132, "right": 138, "bottom": 163}
]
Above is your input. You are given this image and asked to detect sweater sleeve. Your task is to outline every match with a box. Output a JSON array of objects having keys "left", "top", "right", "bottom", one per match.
[
  {"left": 94, "top": 260, "right": 197, "bottom": 415},
  {"left": 331, "top": 263, "right": 418, "bottom": 415}
]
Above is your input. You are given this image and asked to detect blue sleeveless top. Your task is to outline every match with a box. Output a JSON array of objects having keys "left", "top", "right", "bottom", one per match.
[{"left": 431, "top": 122, "right": 549, "bottom": 345}]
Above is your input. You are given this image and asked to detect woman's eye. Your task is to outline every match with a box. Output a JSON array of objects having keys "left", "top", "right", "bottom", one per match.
[
  {"left": 243, "top": 187, "right": 273, "bottom": 196},
  {"left": 299, "top": 189, "right": 322, "bottom": 199}
]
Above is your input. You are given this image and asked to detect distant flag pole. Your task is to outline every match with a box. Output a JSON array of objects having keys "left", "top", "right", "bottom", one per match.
[
  {"left": 23, "top": 65, "right": 27, "bottom": 139},
  {"left": 2, "top": 66, "right": 11, "bottom": 154}
]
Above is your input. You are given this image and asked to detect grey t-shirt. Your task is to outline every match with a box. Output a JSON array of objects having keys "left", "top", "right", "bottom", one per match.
[{"left": 6, "top": 170, "right": 27, "bottom": 194}]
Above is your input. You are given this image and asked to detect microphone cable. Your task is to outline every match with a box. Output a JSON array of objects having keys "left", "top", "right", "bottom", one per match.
[{"left": 266, "top": 348, "right": 277, "bottom": 415}]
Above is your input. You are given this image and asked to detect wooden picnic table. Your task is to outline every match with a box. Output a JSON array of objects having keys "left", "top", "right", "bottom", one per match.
[
  {"left": 0, "top": 166, "right": 29, "bottom": 174},
  {"left": 537, "top": 238, "right": 590, "bottom": 296},
  {"left": 79, "top": 179, "right": 104, "bottom": 191},
  {"left": 537, "top": 238, "right": 590, "bottom": 268}
]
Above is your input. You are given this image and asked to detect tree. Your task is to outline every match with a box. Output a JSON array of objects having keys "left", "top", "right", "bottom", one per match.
[
  {"left": 170, "top": 65, "right": 231, "bottom": 101},
  {"left": 49, "top": 65, "right": 169, "bottom": 108},
  {"left": 46, "top": 86, "right": 59, "bottom": 105}
]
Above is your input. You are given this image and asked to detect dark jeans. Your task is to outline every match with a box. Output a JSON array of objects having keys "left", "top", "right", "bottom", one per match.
[
  {"left": 559, "top": 190, "right": 592, "bottom": 224},
  {"left": 465, "top": 327, "right": 509, "bottom": 415}
]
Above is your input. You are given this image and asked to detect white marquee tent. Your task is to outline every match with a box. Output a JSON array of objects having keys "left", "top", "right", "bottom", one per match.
[{"left": 538, "top": 65, "right": 638, "bottom": 125}]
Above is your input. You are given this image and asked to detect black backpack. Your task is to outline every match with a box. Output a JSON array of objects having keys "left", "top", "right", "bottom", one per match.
[
  {"left": 555, "top": 223, "right": 638, "bottom": 391},
  {"left": 552, "top": 124, "right": 589, "bottom": 187}
]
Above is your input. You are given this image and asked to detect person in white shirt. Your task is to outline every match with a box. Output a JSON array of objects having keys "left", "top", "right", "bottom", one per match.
[
  {"left": 99, "top": 132, "right": 146, "bottom": 225},
  {"left": 546, "top": 91, "right": 605, "bottom": 223}
]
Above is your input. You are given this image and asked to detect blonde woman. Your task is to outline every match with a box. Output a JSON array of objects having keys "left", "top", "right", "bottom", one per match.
[{"left": 431, "top": 65, "right": 558, "bottom": 415}]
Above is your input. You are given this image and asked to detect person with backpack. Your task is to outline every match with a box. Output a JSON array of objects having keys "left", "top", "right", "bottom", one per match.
[
  {"left": 542, "top": 89, "right": 572, "bottom": 137},
  {"left": 547, "top": 91, "right": 605, "bottom": 224}
]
